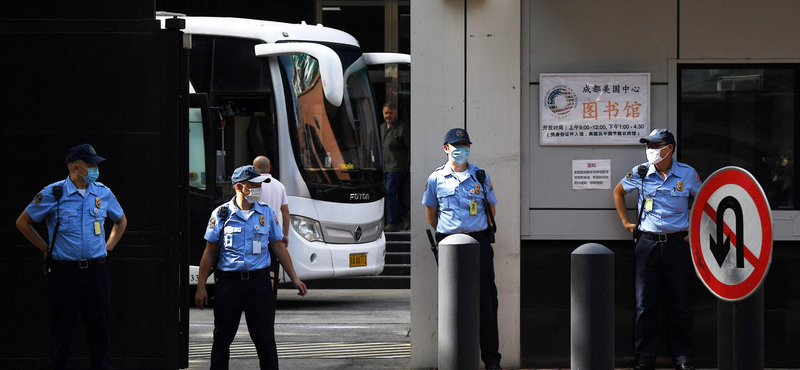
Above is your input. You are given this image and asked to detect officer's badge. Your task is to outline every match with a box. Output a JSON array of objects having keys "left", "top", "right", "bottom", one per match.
[
  {"left": 488, "top": 180, "right": 493, "bottom": 191},
  {"left": 33, "top": 192, "right": 43, "bottom": 204},
  {"left": 89, "top": 146, "right": 97, "bottom": 155},
  {"left": 677, "top": 181, "right": 684, "bottom": 192},
  {"left": 626, "top": 170, "right": 633, "bottom": 180},
  {"left": 207, "top": 216, "right": 216, "bottom": 229},
  {"left": 95, "top": 197, "right": 101, "bottom": 208},
  {"left": 260, "top": 215, "right": 265, "bottom": 226},
  {"left": 475, "top": 183, "right": 481, "bottom": 195},
  {"left": 274, "top": 215, "right": 279, "bottom": 224},
  {"left": 457, "top": 130, "right": 465, "bottom": 138},
  {"left": 424, "top": 183, "right": 428, "bottom": 191}
]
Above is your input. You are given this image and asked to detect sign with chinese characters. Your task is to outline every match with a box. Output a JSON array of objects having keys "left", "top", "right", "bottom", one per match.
[
  {"left": 540, "top": 73, "right": 650, "bottom": 145},
  {"left": 572, "top": 159, "right": 611, "bottom": 190}
]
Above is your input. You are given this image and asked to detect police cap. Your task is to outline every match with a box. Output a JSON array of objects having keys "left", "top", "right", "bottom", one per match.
[
  {"left": 639, "top": 128, "right": 676, "bottom": 146},
  {"left": 231, "top": 165, "right": 269, "bottom": 184},
  {"left": 443, "top": 128, "right": 472, "bottom": 145},
  {"left": 65, "top": 144, "right": 106, "bottom": 164}
]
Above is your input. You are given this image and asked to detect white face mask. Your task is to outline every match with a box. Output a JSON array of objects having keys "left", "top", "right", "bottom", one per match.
[
  {"left": 243, "top": 186, "right": 262, "bottom": 203},
  {"left": 646, "top": 145, "right": 669, "bottom": 165}
]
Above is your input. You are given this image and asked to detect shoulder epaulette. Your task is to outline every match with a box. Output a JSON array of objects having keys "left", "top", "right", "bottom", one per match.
[{"left": 429, "top": 164, "right": 446, "bottom": 175}]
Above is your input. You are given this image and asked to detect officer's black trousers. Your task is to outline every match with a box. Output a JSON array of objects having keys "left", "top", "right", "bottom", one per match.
[
  {"left": 211, "top": 274, "right": 277, "bottom": 370},
  {"left": 47, "top": 264, "right": 112, "bottom": 370},
  {"left": 634, "top": 237, "right": 695, "bottom": 365},
  {"left": 474, "top": 234, "right": 502, "bottom": 367}
]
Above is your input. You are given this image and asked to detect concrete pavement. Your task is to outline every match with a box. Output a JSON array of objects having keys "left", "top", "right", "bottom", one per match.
[{"left": 187, "top": 289, "right": 411, "bottom": 370}]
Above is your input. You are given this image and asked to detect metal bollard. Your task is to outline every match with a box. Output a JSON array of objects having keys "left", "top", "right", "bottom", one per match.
[
  {"left": 438, "top": 234, "right": 480, "bottom": 370},
  {"left": 571, "top": 243, "right": 614, "bottom": 370}
]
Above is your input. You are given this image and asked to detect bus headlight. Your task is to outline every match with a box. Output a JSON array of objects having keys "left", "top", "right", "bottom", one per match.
[{"left": 290, "top": 215, "right": 324, "bottom": 242}]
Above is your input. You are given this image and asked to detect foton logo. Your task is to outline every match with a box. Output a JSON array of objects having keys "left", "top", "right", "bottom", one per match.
[{"left": 350, "top": 193, "right": 370, "bottom": 200}]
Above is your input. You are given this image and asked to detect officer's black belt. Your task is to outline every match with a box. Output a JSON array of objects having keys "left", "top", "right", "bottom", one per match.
[
  {"left": 639, "top": 231, "right": 688, "bottom": 243},
  {"left": 52, "top": 257, "right": 107, "bottom": 269},
  {"left": 435, "top": 229, "right": 489, "bottom": 243},
  {"left": 216, "top": 268, "right": 269, "bottom": 280}
]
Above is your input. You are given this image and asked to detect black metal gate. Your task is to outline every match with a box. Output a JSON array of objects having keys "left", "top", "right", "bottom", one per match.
[{"left": 0, "top": 17, "right": 189, "bottom": 369}]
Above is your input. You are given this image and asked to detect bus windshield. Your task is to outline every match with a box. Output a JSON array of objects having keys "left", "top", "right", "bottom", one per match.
[{"left": 279, "top": 43, "right": 383, "bottom": 201}]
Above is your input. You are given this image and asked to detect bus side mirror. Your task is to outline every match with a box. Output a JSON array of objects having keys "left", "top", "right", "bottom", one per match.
[
  {"left": 362, "top": 53, "right": 411, "bottom": 66},
  {"left": 254, "top": 43, "right": 344, "bottom": 107}
]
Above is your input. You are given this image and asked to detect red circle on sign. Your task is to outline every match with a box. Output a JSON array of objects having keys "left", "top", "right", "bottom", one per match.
[{"left": 690, "top": 168, "right": 773, "bottom": 301}]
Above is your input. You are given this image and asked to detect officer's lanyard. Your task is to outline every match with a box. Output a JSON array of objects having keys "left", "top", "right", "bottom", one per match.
[{"left": 220, "top": 205, "right": 263, "bottom": 255}]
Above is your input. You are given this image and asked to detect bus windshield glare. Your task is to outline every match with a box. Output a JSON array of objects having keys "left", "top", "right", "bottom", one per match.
[{"left": 279, "top": 44, "right": 383, "bottom": 200}]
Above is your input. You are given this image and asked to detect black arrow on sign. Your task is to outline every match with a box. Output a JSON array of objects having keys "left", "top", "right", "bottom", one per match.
[{"left": 710, "top": 196, "right": 745, "bottom": 268}]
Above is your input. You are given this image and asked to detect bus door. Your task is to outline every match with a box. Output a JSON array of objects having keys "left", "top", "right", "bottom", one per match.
[
  {"left": 188, "top": 93, "right": 217, "bottom": 270},
  {"left": 213, "top": 95, "right": 279, "bottom": 182}
]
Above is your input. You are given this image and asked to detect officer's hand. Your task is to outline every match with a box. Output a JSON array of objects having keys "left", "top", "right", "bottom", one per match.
[
  {"left": 282, "top": 236, "right": 289, "bottom": 248},
  {"left": 684, "top": 235, "right": 690, "bottom": 243},
  {"left": 624, "top": 222, "right": 637, "bottom": 234},
  {"left": 195, "top": 287, "right": 209, "bottom": 309},
  {"left": 292, "top": 279, "right": 308, "bottom": 297}
]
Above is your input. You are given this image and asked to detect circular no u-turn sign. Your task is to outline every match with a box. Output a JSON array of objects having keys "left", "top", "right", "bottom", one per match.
[{"left": 690, "top": 166, "right": 773, "bottom": 301}]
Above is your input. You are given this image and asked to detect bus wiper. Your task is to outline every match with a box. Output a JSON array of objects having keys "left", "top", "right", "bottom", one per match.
[{"left": 317, "top": 181, "right": 355, "bottom": 194}]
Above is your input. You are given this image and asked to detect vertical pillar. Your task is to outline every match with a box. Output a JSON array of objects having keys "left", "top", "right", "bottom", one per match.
[
  {"left": 438, "top": 234, "right": 480, "bottom": 370},
  {"left": 571, "top": 243, "right": 614, "bottom": 370}
]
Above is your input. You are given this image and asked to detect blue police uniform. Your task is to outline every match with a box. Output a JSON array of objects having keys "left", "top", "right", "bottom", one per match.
[
  {"left": 205, "top": 197, "right": 283, "bottom": 370},
  {"left": 25, "top": 176, "right": 123, "bottom": 370},
  {"left": 620, "top": 160, "right": 701, "bottom": 367},
  {"left": 422, "top": 162, "right": 501, "bottom": 368}
]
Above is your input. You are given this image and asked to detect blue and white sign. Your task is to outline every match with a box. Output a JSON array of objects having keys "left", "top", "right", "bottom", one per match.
[{"left": 540, "top": 73, "right": 650, "bottom": 145}]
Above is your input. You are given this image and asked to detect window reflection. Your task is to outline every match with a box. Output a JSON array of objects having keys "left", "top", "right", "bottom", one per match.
[{"left": 679, "top": 66, "right": 797, "bottom": 209}]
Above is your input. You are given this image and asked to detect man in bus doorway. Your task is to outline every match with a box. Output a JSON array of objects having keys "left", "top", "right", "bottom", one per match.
[
  {"left": 16, "top": 144, "right": 128, "bottom": 370},
  {"left": 195, "top": 165, "right": 307, "bottom": 370},
  {"left": 612, "top": 129, "right": 701, "bottom": 370},
  {"left": 253, "top": 155, "right": 290, "bottom": 295},
  {"left": 422, "top": 128, "right": 502, "bottom": 370},
  {"left": 380, "top": 101, "right": 410, "bottom": 231}
]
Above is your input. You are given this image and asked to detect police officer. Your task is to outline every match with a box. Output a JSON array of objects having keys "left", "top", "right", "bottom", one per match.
[
  {"left": 422, "top": 128, "right": 502, "bottom": 370},
  {"left": 612, "top": 129, "right": 701, "bottom": 370},
  {"left": 195, "top": 165, "right": 307, "bottom": 370},
  {"left": 15, "top": 144, "right": 128, "bottom": 370}
]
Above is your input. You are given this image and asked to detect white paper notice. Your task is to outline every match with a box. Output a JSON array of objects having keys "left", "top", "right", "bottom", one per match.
[{"left": 572, "top": 159, "right": 611, "bottom": 190}]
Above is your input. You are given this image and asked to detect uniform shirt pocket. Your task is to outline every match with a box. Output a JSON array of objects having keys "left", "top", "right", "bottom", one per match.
[
  {"left": 255, "top": 227, "right": 269, "bottom": 245},
  {"left": 436, "top": 184, "right": 458, "bottom": 211},
  {"left": 670, "top": 188, "right": 690, "bottom": 213},
  {"left": 88, "top": 207, "right": 107, "bottom": 222},
  {"left": 59, "top": 209, "right": 79, "bottom": 228}
]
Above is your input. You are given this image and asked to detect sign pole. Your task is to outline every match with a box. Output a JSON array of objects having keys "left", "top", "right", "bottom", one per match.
[
  {"left": 690, "top": 167, "right": 770, "bottom": 370},
  {"left": 718, "top": 288, "right": 765, "bottom": 370}
]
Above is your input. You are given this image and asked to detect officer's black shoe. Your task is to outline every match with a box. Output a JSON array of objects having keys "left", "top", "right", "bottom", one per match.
[
  {"left": 675, "top": 363, "right": 695, "bottom": 370},
  {"left": 634, "top": 363, "right": 654, "bottom": 370},
  {"left": 486, "top": 365, "right": 502, "bottom": 370}
]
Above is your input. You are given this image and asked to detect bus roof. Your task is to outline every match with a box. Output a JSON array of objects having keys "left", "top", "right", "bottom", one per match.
[{"left": 156, "top": 13, "right": 360, "bottom": 48}]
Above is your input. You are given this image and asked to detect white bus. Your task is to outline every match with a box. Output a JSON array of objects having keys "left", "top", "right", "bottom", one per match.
[{"left": 157, "top": 13, "right": 410, "bottom": 288}]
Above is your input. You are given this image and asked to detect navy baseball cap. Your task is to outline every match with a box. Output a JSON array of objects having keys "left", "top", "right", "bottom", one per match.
[
  {"left": 65, "top": 144, "right": 106, "bottom": 164},
  {"left": 443, "top": 128, "right": 472, "bottom": 145},
  {"left": 230, "top": 165, "right": 269, "bottom": 184},
  {"left": 639, "top": 128, "right": 676, "bottom": 146}
]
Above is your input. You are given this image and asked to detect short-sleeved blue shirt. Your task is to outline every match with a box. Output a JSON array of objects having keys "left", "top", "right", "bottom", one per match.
[
  {"left": 204, "top": 199, "right": 283, "bottom": 272},
  {"left": 620, "top": 161, "right": 702, "bottom": 233},
  {"left": 422, "top": 163, "right": 498, "bottom": 234},
  {"left": 25, "top": 177, "right": 124, "bottom": 261}
]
